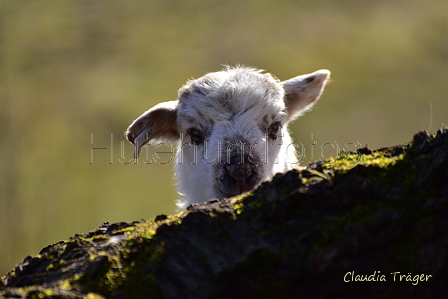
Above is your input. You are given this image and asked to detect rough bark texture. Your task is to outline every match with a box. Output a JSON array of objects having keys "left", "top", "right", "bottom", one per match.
[{"left": 1, "top": 127, "right": 448, "bottom": 299}]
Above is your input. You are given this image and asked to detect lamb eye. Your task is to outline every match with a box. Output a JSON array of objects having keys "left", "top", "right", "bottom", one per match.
[
  {"left": 188, "top": 129, "right": 204, "bottom": 145},
  {"left": 268, "top": 122, "right": 281, "bottom": 140}
]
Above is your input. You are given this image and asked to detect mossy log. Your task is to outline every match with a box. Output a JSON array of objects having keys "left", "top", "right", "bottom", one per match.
[{"left": 1, "top": 127, "right": 448, "bottom": 299}]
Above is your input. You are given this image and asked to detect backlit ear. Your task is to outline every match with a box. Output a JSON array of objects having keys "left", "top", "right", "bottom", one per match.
[
  {"left": 281, "top": 69, "right": 330, "bottom": 122},
  {"left": 126, "top": 100, "right": 179, "bottom": 158}
]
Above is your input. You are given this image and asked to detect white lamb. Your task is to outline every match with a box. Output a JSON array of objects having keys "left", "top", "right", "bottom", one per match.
[{"left": 126, "top": 66, "right": 330, "bottom": 210}]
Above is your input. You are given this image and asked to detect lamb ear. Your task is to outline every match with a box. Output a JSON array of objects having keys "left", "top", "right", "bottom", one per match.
[
  {"left": 281, "top": 69, "right": 330, "bottom": 122},
  {"left": 126, "top": 100, "right": 179, "bottom": 158}
]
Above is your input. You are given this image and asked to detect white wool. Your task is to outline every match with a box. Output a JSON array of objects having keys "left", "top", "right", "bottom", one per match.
[{"left": 126, "top": 66, "right": 330, "bottom": 210}]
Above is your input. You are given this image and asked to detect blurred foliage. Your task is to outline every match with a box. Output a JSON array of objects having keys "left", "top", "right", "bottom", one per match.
[{"left": 0, "top": 0, "right": 447, "bottom": 275}]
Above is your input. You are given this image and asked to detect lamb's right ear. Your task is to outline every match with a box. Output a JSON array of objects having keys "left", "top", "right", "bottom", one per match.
[
  {"left": 281, "top": 69, "right": 331, "bottom": 122},
  {"left": 126, "top": 100, "right": 179, "bottom": 158}
]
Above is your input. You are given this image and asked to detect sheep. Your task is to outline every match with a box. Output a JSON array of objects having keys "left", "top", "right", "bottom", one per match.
[{"left": 126, "top": 66, "right": 330, "bottom": 210}]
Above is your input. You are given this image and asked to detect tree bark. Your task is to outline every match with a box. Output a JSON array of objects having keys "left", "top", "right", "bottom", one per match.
[{"left": 1, "top": 127, "right": 448, "bottom": 299}]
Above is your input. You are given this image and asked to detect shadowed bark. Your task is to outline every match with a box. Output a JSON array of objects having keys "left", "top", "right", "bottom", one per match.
[{"left": 1, "top": 127, "right": 448, "bottom": 299}]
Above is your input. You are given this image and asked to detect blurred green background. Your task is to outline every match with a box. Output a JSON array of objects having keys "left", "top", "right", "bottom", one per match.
[{"left": 0, "top": 0, "right": 447, "bottom": 275}]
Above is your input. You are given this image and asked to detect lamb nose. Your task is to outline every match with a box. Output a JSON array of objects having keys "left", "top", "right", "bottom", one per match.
[{"left": 228, "top": 168, "right": 253, "bottom": 183}]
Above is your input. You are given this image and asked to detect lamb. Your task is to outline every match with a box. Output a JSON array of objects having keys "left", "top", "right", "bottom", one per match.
[{"left": 126, "top": 66, "right": 330, "bottom": 210}]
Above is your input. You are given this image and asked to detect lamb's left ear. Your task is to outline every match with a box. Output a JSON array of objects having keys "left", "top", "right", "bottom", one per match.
[
  {"left": 281, "top": 69, "right": 330, "bottom": 122},
  {"left": 126, "top": 100, "right": 179, "bottom": 158}
]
